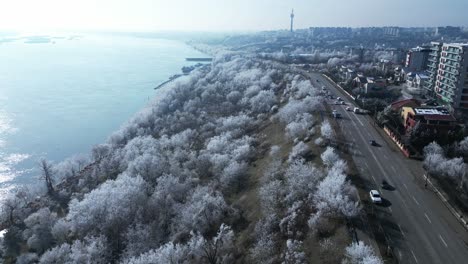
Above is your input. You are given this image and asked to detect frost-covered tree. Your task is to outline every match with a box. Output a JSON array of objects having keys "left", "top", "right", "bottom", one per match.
[
  {"left": 314, "top": 169, "right": 359, "bottom": 218},
  {"left": 63, "top": 174, "right": 147, "bottom": 252},
  {"left": 39, "top": 235, "right": 109, "bottom": 264},
  {"left": 288, "top": 142, "right": 310, "bottom": 162},
  {"left": 23, "top": 208, "right": 57, "bottom": 253},
  {"left": 423, "top": 141, "right": 444, "bottom": 157},
  {"left": 284, "top": 159, "right": 323, "bottom": 204},
  {"left": 321, "top": 147, "right": 340, "bottom": 168},
  {"left": 282, "top": 239, "right": 306, "bottom": 264},
  {"left": 342, "top": 241, "right": 383, "bottom": 264},
  {"left": 320, "top": 120, "right": 334, "bottom": 143},
  {"left": 178, "top": 186, "right": 230, "bottom": 235}
]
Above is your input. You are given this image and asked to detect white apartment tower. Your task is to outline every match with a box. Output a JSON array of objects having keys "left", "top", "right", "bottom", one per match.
[{"left": 425, "top": 42, "right": 468, "bottom": 109}]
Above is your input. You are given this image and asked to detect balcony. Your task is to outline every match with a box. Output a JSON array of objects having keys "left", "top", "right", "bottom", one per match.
[
  {"left": 443, "top": 55, "right": 460, "bottom": 62},
  {"left": 446, "top": 49, "right": 460, "bottom": 55},
  {"left": 428, "top": 57, "right": 438, "bottom": 63}
]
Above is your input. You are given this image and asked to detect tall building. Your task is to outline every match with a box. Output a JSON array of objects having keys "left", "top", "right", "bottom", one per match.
[
  {"left": 290, "top": 9, "right": 294, "bottom": 32},
  {"left": 425, "top": 42, "right": 468, "bottom": 109},
  {"left": 405, "top": 46, "right": 431, "bottom": 72},
  {"left": 424, "top": 42, "right": 443, "bottom": 96}
]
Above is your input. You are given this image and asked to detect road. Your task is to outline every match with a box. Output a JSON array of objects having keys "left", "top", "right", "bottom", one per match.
[{"left": 312, "top": 73, "right": 468, "bottom": 264}]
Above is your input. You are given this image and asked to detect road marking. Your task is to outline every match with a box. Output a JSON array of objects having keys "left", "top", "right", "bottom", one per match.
[
  {"left": 391, "top": 166, "right": 397, "bottom": 174},
  {"left": 412, "top": 196, "right": 420, "bottom": 206},
  {"left": 424, "top": 213, "right": 432, "bottom": 224},
  {"left": 383, "top": 153, "right": 389, "bottom": 160},
  {"left": 398, "top": 224, "right": 405, "bottom": 237},
  {"left": 401, "top": 197, "right": 409, "bottom": 208},
  {"left": 411, "top": 250, "right": 419, "bottom": 263},
  {"left": 364, "top": 163, "right": 370, "bottom": 170},
  {"left": 439, "top": 234, "right": 448, "bottom": 248},
  {"left": 354, "top": 115, "right": 365, "bottom": 127},
  {"left": 398, "top": 250, "right": 402, "bottom": 259},
  {"left": 403, "top": 183, "right": 409, "bottom": 191},
  {"left": 388, "top": 207, "right": 393, "bottom": 213}
]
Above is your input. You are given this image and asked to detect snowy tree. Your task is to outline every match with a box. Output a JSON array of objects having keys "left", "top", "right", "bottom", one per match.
[
  {"left": 458, "top": 136, "right": 468, "bottom": 156},
  {"left": 342, "top": 241, "right": 383, "bottom": 264},
  {"left": 320, "top": 120, "right": 334, "bottom": 143},
  {"left": 23, "top": 208, "right": 57, "bottom": 253},
  {"left": 64, "top": 174, "right": 147, "bottom": 241},
  {"left": 259, "top": 180, "right": 284, "bottom": 216},
  {"left": 282, "top": 239, "right": 306, "bottom": 264},
  {"left": 39, "top": 236, "right": 109, "bottom": 264},
  {"left": 423, "top": 141, "right": 444, "bottom": 157},
  {"left": 314, "top": 169, "right": 359, "bottom": 218},
  {"left": 178, "top": 186, "right": 229, "bottom": 235},
  {"left": 321, "top": 147, "right": 340, "bottom": 168},
  {"left": 284, "top": 159, "right": 323, "bottom": 204},
  {"left": 288, "top": 142, "right": 310, "bottom": 162}
]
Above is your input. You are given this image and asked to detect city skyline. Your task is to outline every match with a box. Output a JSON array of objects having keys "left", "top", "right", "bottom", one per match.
[{"left": 1, "top": 0, "right": 468, "bottom": 33}]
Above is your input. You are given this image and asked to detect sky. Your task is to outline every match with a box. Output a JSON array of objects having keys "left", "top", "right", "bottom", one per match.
[{"left": 0, "top": 0, "right": 467, "bottom": 33}]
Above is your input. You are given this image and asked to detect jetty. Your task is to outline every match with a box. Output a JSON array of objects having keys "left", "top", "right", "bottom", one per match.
[{"left": 185, "top": 57, "right": 213, "bottom": 62}]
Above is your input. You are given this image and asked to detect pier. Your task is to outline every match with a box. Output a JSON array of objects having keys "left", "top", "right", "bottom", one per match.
[{"left": 185, "top": 57, "right": 212, "bottom": 62}]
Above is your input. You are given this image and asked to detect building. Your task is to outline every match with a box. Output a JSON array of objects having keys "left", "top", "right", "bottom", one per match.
[
  {"left": 424, "top": 42, "right": 443, "bottom": 96},
  {"left": 405, "top": 46, "right": 431, "bottom": 72},
  {"left": 424, "top": 42, "right": 468, "bottom": 110},
  {"left": 434, "top": 43, "right": 468, "bottom": 109},
  {"left": 401, "top": 106, "right": 458, "bottom": 134},
  {"left": 390, "top": 98, "right": 421, "bottom": 111},
  {"left": 406, "top": 73, "right": 429, "bottom": 90},
  {"left": 365, "top": 77, "right": 386, "bottom": 93}
]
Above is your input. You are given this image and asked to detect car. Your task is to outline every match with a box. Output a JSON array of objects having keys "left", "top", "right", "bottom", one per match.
[
  {"left": 335, "top": 101, "right": 341, "bottom": 105},
  {"left": 341, "top": 101, "right": 346, "bottom": 105},
  {"left": 381, "top": 180, "right": 389, "bottom": 189},
  {"left": 337, "top": 97, "right": 342, "bottom": 101},
  {"left": 346, "top": 106, "right": 351, "bottom": 111},
  {"left": 369, "top": 140, "right": 377, "bottom": 146},
  {"left": 369, "top": 190, "right": 382, "bottom": 204},
  {"left": 330, "top": 95, "right": 334, "bottom": 99}
]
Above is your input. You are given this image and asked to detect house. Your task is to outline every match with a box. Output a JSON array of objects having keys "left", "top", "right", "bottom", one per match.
[
  {"left": 389, "top": 98, "right": 421, "bottom": 111},
  {"left": 365, "top": 77, "right": 386, "bottom": 93},
  {"left": 352, "top": 73, "right": 368, "bottom": 88},
  {"left": 401, "top": 106, "right": 458, "bottom": 134}
]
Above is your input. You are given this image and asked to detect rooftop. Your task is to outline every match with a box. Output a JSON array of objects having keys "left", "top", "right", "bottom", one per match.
[
  {"left": 390, "top": 98, "right": 421, "bottom": 110},
  {"left": 412, "top": 107, "right": 456, "bottom": 122}
]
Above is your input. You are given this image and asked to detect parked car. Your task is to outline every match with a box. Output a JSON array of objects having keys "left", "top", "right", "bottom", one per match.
[
  {"left": 369, "top": 190, "right": 382, "bottom": 204},
  {"left": 369, "top": 140, "right": 377, "bottom": 146}
]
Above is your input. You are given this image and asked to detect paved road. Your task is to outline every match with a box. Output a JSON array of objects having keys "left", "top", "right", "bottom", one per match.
[{"left": 312, "top": 73, "right": 468, "bottom": 264}]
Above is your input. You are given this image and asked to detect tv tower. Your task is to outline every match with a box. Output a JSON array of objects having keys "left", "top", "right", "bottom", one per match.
[{"left": 290, "top": 9, "right": 294, "bottom": 32}]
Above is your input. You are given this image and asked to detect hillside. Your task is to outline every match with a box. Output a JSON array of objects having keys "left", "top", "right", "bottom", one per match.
[{"left": 0, "top": 54, "right": 381, "bottom": 264}]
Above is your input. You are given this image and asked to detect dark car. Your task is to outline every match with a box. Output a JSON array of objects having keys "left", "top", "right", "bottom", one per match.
[{"left": 370, "top": 140, "right": 377, "bottom": 146}]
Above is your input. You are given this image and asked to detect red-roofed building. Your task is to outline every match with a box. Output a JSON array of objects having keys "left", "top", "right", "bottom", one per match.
[
  {"left": 389, "top": 98, "right": 421, "bottom": 111},
  {"left": 401, "top": 106, "right": 458, "bottom": 134}
]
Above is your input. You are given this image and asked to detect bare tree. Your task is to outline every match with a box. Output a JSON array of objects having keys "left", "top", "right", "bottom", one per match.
[{"left": 40, "top": 159, "right": 55, "bottom": 195}]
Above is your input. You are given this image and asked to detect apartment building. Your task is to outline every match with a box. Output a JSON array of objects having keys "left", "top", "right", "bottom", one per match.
[
  {"left": 405, "top": 46, "right": 431, "bottom": 72},
  {"left": 425, "top": 42, "right": 468, "bottom": 109}
]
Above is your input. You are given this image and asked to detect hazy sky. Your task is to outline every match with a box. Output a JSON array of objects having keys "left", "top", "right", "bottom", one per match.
[{"left": 1, "top": 0, "right": 467, "bottom": 32}]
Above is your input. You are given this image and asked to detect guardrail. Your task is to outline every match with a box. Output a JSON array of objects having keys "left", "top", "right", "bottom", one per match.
[{"left": 322, "top": 74, "right": 356, "bottom": 101}]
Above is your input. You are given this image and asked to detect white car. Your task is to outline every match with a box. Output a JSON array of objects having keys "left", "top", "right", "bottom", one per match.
[
  {"left": 369, "top": 190, "right": 382, "bottom": 204},
  {"left": 346, "top": 106, "right": 351, "bottom": 111}
]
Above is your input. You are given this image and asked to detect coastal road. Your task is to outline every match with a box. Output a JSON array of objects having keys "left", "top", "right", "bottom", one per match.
[{"left": 312, "top": 72, "right": 468, "bottom": 264}]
